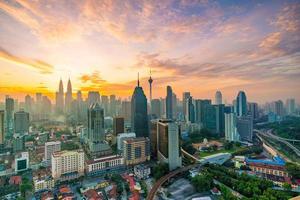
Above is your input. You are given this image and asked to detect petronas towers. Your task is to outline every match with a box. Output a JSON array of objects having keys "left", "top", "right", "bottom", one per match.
[{"left": 55, "top": 78, "right": 73, "bottom": 114}]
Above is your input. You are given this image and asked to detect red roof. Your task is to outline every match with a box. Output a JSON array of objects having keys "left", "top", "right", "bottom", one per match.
[
  {"left": 9, "top": 176, "right": 22, "bottom": 185},
  {"left": 83, "top": 189, "right": 103, "bottom": 200}
]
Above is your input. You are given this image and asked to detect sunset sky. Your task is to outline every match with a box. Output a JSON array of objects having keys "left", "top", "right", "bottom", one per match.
[{"left": 0, "top": 0, "right": 299, "bottom": 104}]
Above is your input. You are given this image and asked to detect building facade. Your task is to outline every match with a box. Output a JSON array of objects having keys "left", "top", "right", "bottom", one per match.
[
  {"left": 86, "top": 155, "right": 125, "bottom": 176},
  {"left": 225, "top": 113, "right": 239, "bottom": 142},
  {"left": 123, "top": 137, "right": 150, "bottom": 165}
]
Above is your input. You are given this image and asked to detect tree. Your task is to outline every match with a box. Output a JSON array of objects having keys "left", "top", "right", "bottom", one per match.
[
  {"left": 283, "top": 183, "right": 292, "bottom": 191},
  {"left": 153, "top": 163, "right": 169, "bottom": 180},
  {"left": 191, "top": 173, "right": 213, "bottom": 192},
  {"left": 19, "top": 178, "right": 32, "bottom": 199},
  {"left": 286, "top": 162, "right": 300, "bottom": 179}
]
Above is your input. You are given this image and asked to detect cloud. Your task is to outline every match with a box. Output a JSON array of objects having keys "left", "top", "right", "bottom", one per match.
[
  {"left": 0, "top": 47, "right": 54, "bottom": 74},
  {"left": 259, "top": 32, "right": 281, "bottom": 49}
]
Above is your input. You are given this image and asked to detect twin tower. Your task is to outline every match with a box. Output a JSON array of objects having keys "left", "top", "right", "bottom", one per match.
[{"left": 55, "top": 79, "right": 73, "bottom": 114}]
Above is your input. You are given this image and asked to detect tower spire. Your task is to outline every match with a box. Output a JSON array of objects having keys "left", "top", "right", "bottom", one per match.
[{"left": 137, "top": 72, "right": 140, "bottom": 87}]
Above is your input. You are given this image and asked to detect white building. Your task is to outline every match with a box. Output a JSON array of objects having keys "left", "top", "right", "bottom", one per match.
[
  {"left": 116, "top": 132, "right": 136, "bottom": 151},
  {"left": 15, "top": 152, "right": 29, "bottom": 172},
  {"left": 134, "top": 164, "right": 151, "bottom": 179},
  {"left": 44, "top": 141, "right": 61, "bottom": 164},
  {"left": 51, "top": 149, "right": 84, "bottom": 180},
  {"left": 33, "top": 176, "right": 55, "bottom": 192},
  {"left": 86, "top": 155, "right": 125, "bottom": 176},
  {"left": 157, "top": 119, "right": 182, "bottom": 171},
  {"left": 225, "top": 113, "right": 240, "bottom": 142}
]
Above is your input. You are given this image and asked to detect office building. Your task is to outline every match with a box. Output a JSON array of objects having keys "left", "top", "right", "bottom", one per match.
[
  {"left": 225, "top": 113, "right": 239, "bottom": 142},
  {"left": 236, "top": 91, "right": 247, "bottom": 116},
  {"left": 150, "top": 119, "right": 158, "bottom": 157},
  {"left": 113, "top": 117, "right": 124, "bottom": 136},
  {"left": 248, "top": 102, "right": 259, "bottom": 120},
  {"left": 86, "top": 155, "right": 125, "bottom": 176},
  {"left": 157, "top": 119, "right": 182, "bottom": 171},
  {"left": 15, "top": 152, "right": 29, "bottom": 172},
  {"left": 151, "top": 99, "right": 161, "bottom": 118},
  {"left": 166, "top": 86, "right": 173, "bottom": 119},
  {"left": 123, "top": 137, "right": 150, "bottom": 165},
  {"left": 271, "top": 100, "right": 284, "bottom": 117},
  {"left": 117, "top": 132, "right": 136, "bottom": 151},
  {"left": 65, "top": 78, "right": 73, "bottom": 113},
  {"left": 55, "top": 79, "right": 64, "bottom": 114},
  {"left": 110, "top": 95, "right": 116, "bottom": 116},
  {"left": 5, "top": 96, "right": 14, "bottom": 137},
  {"left": 14, "top": 110, "right": 29, "bottom": 134},
  {"left": 51, "top": 150, "right": 85, "bottom": 180},
  {"left": 237, "top": 116, "right": 253, "bottom": 142},
  {"left": 121, "top": 100, "right": 131, "bottom": 122},
  {"left": 286, "top": 98, "right": 295, "bottom": 115},
  {"left": 101, "top": 95, "right": 109, "bottom": 116},
  {"left": 44, "top": 141, "right": 61, "bottom": 163},
  {"left": 182, "top": 92, "right": 191, "bottom": 120},
  {"left": 215, "top": 91, "right": 222, "bottom": 105},
  {"left": 195, "top": 99, "right": 211, "bottom": 124},
  {"left": 0, "top": 110, "right": 4, "bottom": 144},
  {"left": 87, "top": 91, "right": 100, "bottom": 107},
  {"left": 24, "top": 95, "right": 34, "bottom": 114},
  {"left": 13, "top": 134, "right": 25, "bottom": 152},
  {"left": 131, "top": 75, "right": 149, "bottom": 138},
  {"left": 203, "top": 104, "right": 216, "bottom": 132},
  {"left": 215, "top": 104, "right": 225, "bottom": 135},
  {"left": 186, "top": 96, "right": 195, "bottom": 123}
]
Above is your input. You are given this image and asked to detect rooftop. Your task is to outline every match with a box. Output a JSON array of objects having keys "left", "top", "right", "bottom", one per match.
[{"left": 246, "top": 156, "right": 285, "bottom": 167}]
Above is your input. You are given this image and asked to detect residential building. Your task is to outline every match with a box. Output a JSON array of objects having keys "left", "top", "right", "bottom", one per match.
[
  {"left": 117, "top": 132, "right": 136, "bottom": 151},
  {"left": 123, "top": 137, "right": 150, "bottom": 165},
  {"left": 44, "top": 141, "right": 61, "bottom": 164},
  {"left": 225, "top": 113, "right": 239, "bottom": 142}
]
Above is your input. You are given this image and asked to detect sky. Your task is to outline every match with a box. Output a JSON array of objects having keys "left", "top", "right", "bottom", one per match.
[{"left": 0, "top": 0, "right": 299, "bottom": 104}]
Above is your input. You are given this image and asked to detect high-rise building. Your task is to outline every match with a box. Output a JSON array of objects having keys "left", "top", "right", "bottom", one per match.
[
  {"left": 121, "top": 100, "right": 131, "bottom": 122},
  {"left": 166, "top": 86, "right": 173, "bottom": 119},
  {"left": 55, "top": 79, "right": 64, "bottom": 114},
  {"left": 248, "top": 102, "right": 259, "bottom": 120},
  {"left": 123, "top": 137, "right": 150, "bottom": 165},
  {"left": 14, "top": 110, "right": 29, "bottom": 134},
  {"left": 271, "top": 100, "right": 284, "bottom": 116},
  {"left": 24, "top": 95, "right": 34, "bottom": 115},
  {"left": 101, "top": 95, "right": 109, "bottom": 116},
  {"left": 286, "top": 98, "right": 296, "bottom": 115},
  {"left": 88, "top": 103, "right": 105, "bottom": 142},
  {"left": 110, "top": 95, "right": 116, "bottom": 116},
  {"left": 131, "top": 74, "right": 148, "bottom": 138},
  {"left": 113, "top": 117, "right": 124, "bottom": 136},
  {"left": 237, "top": 116, "right": 253, "bottom": 142},
  {"left": 225, "top": 113, "right": 239, "bottom": 142},
  {"left": 215, "top": 91, "right": 222, "bottom": 105},
  {"left": 151, "top": 99, "right": 161, "bottom": 119},
  {"left": 157, "top": 119, "right": 182, "bottom": 171},
  {"left": 5, "top": 96, "right": 14, "bottom": 137},
  {"left": 186, "top": 96, "right": 195, "bottom": 123},
  {"left": 195, "top": 99, "right": 211, "bottom": 124},
  {"left": 51, "top": 150, "right": 85, "bottom": 180},
  {"left": 236, "top": 91, "right": 247, "bottom": 117},
  {"left": 182, "top": 92, "right": 190, "bottom": 120},
  {"left": 172, "top": 93, "right": 178, "bottom": 118},
  {"left": 13, "top": 134, "right": 25, "bottom": 152},
  {"left": 203, "top": 104, "right": 216, "bottom": 132},
  {"left": 44, "top": 141, "right": 61, "bottom": 163},
  {"left": 41, "top": 96, "right": 52, "bottom": 120},
  {"left": 87, "top": 91, "right": 100, "bottom": 107},
  {"left": 65, "top": 78, "right": 73, "bottom": 113},
  {"left": 148, "top": 70, "right": 153, "bottom": 113},
  {"left": 215, "top": 104, "right": 225, "bottom": 136},
  {"left": 117, "top": 132, "right": 136, "bottom": 151},
  {"left": 0, "top": 110, "right": 4, "bottom": 144}
]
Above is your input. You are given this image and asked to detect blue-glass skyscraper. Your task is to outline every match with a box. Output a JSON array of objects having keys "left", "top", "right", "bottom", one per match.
[
  {"left": 166, "top": 86, "right": 173, "bottom": 119},
  {"left": 236, "top": 91, "right": 247, "bottom": 117},
  {"left": 131, "top": 74, "right": 149, "bottom": 138}
]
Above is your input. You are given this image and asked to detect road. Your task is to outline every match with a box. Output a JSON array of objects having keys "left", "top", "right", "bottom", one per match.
[
  {"left": 255, "top": 129, "right": 300, "bottom": 157},
  {"left": 146, "top": 164, "right": 197, "bottom": 200}
]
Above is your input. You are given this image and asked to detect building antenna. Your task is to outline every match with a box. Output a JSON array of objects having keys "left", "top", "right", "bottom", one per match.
[{"left": 137, "top": 72, "right": 140, "bottom": 87}]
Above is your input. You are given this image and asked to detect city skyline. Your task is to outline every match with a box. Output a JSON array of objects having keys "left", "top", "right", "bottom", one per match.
[{"left": 1, "top": 0, "right": 300, "bottom": 103}]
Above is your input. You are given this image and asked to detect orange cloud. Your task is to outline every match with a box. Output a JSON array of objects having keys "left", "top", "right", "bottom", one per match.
[
  {"left": 272, "top": 3, "right": 300, "bottom": 32},
  {"left": 0, "top": 48, "right": 54, "bottom": 74}
]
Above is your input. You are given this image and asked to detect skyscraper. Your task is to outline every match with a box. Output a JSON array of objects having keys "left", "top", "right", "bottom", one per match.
[
  {"left": 101, "top": 95, "right": 109, "bottom": 116},
  {"left": 271, "top": 100, "right": 284, "bottom": 116},
  {"left": 88, "top": 103, "right": 105, "bottom": 142},
  {"left": 24, "top": 95, "right": 33, "bottom": 114},
  {"left": 87, "top": 91, "right": 100, "bottom": 107},
  {"left": 182, "top": 92, "right": 190, "bottom": 120},
  {"left": 215, "top": 104, "right": 225, "bottom": 136},
  {"left": 286, "top": 98, "right": 295, "bottom": 115},
  {"left": 151, "top": 99, "right": 161, "bottom": 119},
  {"left": 14, "top": 110, "right": 29, "bottom": 134},
  {"left": 113, "top": 117, "right": 124, "bottom": 136},
  {"left": 186, "top": 96, "right": 195, "bottom": 123},
  {"left": 225, "top": 113, "right": 239, "bottom": 142},
  {"left": 148, "top": 69, "right": 153, "bottom": 113},
  {"left": 215, "top": 91, "right": 222, "bottom": 105},
  {"left": 0, "top": 110, "right": 4, "bottom": 144},
  {"left": 248, "top": 102, "right": 259, "bottom": 120},
  {"left": 55, "top": 79, "right": 64, "bottom": 114},
  {"left": 5, "top": 96, "right": 14, "bottom": 137},
  {"left": 121, "top": 100, "right": 131, "bottom": 122},
  {"left": 65, "top": 78, "right": 73, "bottom": 113},
  {"left": 131, "top": 74, "right": 149, "bottom": 138},
  {"left": 236, "top": 91, "right": 247, "bottom": 117},
  {"left": 237, "top": 116, "right": 253, "bottom": 142},
  {"left": 157, "top": 119, "right": 182, "bottom": 171},
  {"left": 166, "top": 86, "right": 173, "bottom": 119},
  {"left": 110, "top": 95, "right": 116, "bottom": 116},
  {"left": 195, "top": 99, "right": 211, "bottom": 124}
]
